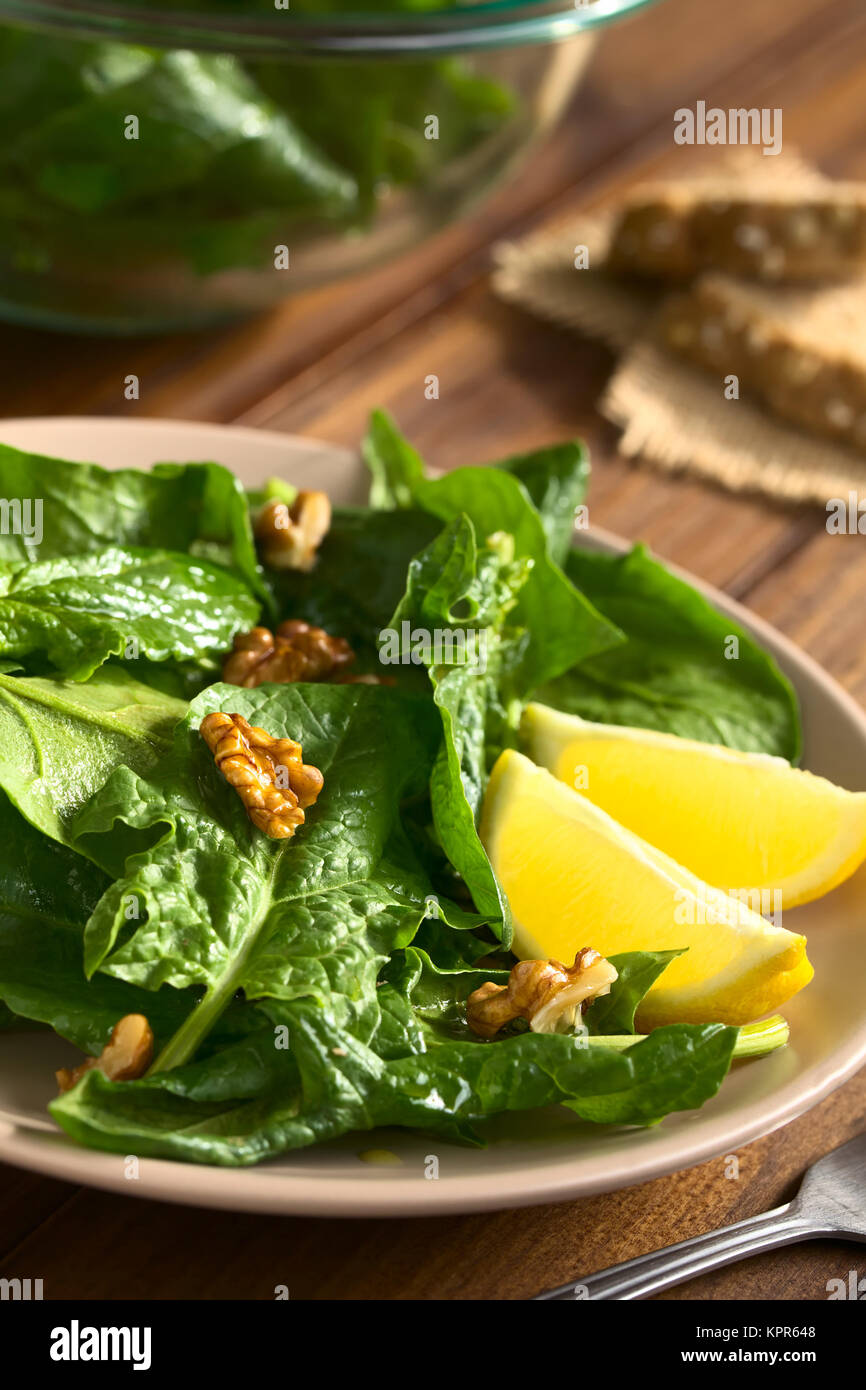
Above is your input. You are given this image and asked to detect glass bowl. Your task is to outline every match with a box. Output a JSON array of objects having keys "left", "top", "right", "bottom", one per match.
[{"left": 0, "top": 0, "right": 657, "bottom": 333}]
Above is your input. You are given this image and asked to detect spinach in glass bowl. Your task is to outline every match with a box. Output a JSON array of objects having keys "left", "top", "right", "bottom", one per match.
[{"left": 0, "top": 0, "right": 656, "bottom": 332}]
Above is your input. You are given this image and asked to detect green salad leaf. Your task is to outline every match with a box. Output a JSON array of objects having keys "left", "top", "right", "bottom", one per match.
[
  {"left": 0, "top": 667, "right": 184, "bottom": 847},
  {"left": 0, "top": 413, "right": 800, "bottom": 1169},
  {"left": 49, "top": 947, "right": 738, "bottom": 1165},
  {"left": 387, "top": 515, "right": 528, "bottom": 921},
  {"left": 253, "top": 53, "right": 514, "bottom": 224},
  {"left": 0, "top": 794, "right": 182, "bottom": 1053},
  {"left": 0, "top": 792, "right": 256, "bottom": 1055},
  {"left": 493, "top": 441, "right": 590, "bottom": 569},
  {"left": 0, "top": 546, "right": 260, "bottom": 681},
  {"left": 539, "top": 544, "right": 801, "bottom": 760},
  {"left": 71, "top": 683, "right": 478, "bottom": 1072},
  {"left": 410, "top": 467, "right": 622, "bottom": 691},
  {"left": 363, "top": 411, "right": 591, "bottom": 569},
  {"left": 274, "top": 507, "right": 440, "bottom": 664},
  {"left": 381, "top": 456, "right": 620, "bottom": 920},
  {"left": 0, "top": 441, "right": 266, "bottom": 603},
  {"left": 363, "top": 408, "right": 427, "bottom": 511},
  {"left": 585, "top": 950, "right": 687, "bottom": 1036},
  {"left": 11, "top": 49, "right": 357, "bottom": 219},
  {"left": 0, "top": 29, "right": 515, "bottom": 281},
  {"left": 0, "top": 32, "right": 154, "bottom": 142}
]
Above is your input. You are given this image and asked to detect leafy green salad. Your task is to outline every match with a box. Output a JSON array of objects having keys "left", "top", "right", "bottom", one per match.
[
  {"left": 0, "top": 19, "right": 514, "bottom": 281},
  {"left": 0, "top": 412, "right": 799, "bottom": 1165}
]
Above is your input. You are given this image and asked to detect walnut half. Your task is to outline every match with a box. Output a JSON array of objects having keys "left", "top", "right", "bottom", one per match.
[
  {"left": 223, "top": 620, "right": 355, "bottom": 688},
  {"left": 466, "top": 949, "right": 618, "bottom": 1038},
  {"left": 255, "top": 490, "right": 331, "bottom": 572},
  {"left": 200, "top": 710, "right": 323, "bottom": 840},
  {"left": 56, "top": 1014, "right": 154, "bottom": 1093}
]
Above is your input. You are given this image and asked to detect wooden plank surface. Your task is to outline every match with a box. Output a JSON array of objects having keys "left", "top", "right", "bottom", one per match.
[{"left": 0, "top": 0, "right": 864, "bottom": 1301}]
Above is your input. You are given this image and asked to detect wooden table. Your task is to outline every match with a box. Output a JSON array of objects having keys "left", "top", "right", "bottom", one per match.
[{"left": 1, "top": 0, "right": 864, "bottom": 1301}]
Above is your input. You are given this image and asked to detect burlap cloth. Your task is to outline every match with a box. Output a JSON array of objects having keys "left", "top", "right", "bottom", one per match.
[{"left": 492, "top": 165, "right": 866, "bottom": 506}]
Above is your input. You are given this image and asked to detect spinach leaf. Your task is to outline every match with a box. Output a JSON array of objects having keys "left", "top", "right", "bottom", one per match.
[
  {"left": 380, "top": 945, "right": 509, "bottom": 1041},
  {"left": 272, "top": 507, "right": 440, "bottom": 664},
  {"left": 0, "top": 789, "right": 108, "bottom": 1045},
  {"left": 540, "top": 544, "right": 801, "bottom": 760},
  {"left": 46, "top": 901, "right": 738, "bottom": 1165},
  {"left": 375, "top": 1019, "right": 737, "bottom": 1132},
  {"left": 298, "top": 946, "right": 736, "bottom": 1135},
  {"left": 361, "top": 428, "right": 620, "bottom": 925},
  {"left": 108, "top": 656, "right": 218, "bottom": 703},
  {"left": 0, "top": 442, "right": 266, "bottom": 603},
  {"left": 0, "top": 915, "right": 191, "bottom": 1057},
  {"left": 0, "top": 667, "right": 184, "bottom": 847},
  {"left": 384, "top": 483, "right": 620, "bottom": 926},
  {"left": 0, "top": 792, "right": 254, "bottom": 1057},
  {"left": 363, "top": 408, "right": 427, "bottom": 510},
  {"left": 72, "top": 683, "right": 465, "bottom": 1071},
  {"left": 409, "top": 914, "right": 502, "bottom": 971},
  {"left": 0, "top": 793, "right": 180, "bottom": 1053},
  {"left": 362, "top": 412, "right": 590, "bottom": 570},
  {"left": 50, "top": 983, "right": 737, "bottom": 1165},
  {"left": 412, "top": 467, "right": 622, "bottom": 691},
  {"left": 253, "top": 53, "right": 513, "bottom": 222},
  {"left": 358, "top": 415, "right": 617, "bottom": 686},
  {"left": 492, "top": 441, "right": 590, "bottom": 569},
  {"left": 0, "top": 547, "right": 260, "bottom": 681},
  {"left": 585, "top": 951, "right": 686, "bottom": 1036},
  {"left": 0, "top": 32, "right": 513, "bottom": 281},
  {"left": 12, "top": 50, "right": 356, "bottom": 219},
  {"left": 0, "top": 32, "right": 154, "bottom": 143},
  {"left": 388, "top": 515, "right": 527, "bottom": 922},
  {"left": 387, "top": 947, "right": 687, "bottom": 1045}
]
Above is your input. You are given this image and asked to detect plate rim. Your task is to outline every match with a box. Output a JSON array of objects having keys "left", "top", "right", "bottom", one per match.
[{"left": 0, "top": 413, "right": 864, "bottom": 1218}]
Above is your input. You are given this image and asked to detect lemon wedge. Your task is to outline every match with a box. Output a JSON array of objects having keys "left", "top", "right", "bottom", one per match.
[
  {"left": 522, "top": 703, "right": 866, "bottom": 910},
  {"left": 480, "top": 749, "right": 813, "bottom": 1027}
]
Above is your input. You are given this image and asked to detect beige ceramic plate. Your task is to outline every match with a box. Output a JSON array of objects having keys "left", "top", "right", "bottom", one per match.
[{"left": 0, "top": 416, "right": 864, "bottom": 1217}]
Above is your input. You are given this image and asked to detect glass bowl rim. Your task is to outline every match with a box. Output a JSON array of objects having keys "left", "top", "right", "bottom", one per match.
[{"left": 0, "top": 0, "right": 663, "bottom": 55}]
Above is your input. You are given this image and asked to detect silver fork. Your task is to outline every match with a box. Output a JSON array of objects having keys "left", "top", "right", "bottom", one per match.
[{"left": 536, "top": 1130, "right": 866, "bottom": 1300}]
